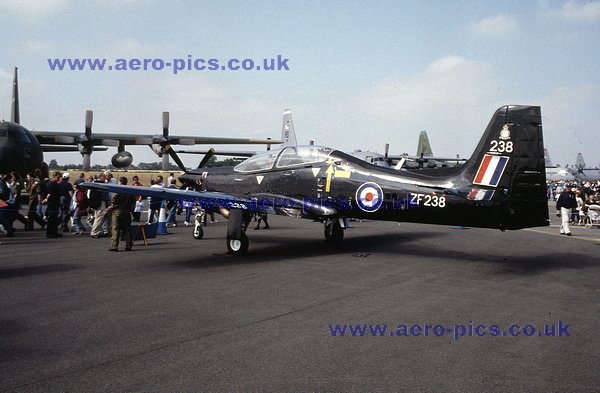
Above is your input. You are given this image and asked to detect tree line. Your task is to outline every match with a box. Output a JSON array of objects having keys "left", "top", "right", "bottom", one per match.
[{"left": 47, "top": 156, "right": 241, "bottom": 171}]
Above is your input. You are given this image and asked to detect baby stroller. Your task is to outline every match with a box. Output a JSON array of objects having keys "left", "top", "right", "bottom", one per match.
[{"left": 583, "top": 205, "right": 600, "bottom": 229}]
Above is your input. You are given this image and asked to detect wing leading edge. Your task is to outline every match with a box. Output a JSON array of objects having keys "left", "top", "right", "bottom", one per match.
[{"left": 80, "top": 182, "right": 337, "bottom": 217}]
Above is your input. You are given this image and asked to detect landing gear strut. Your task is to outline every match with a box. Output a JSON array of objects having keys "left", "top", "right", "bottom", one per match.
[{"left": 324, "top": 218, "right": 344, "bottom": 242}]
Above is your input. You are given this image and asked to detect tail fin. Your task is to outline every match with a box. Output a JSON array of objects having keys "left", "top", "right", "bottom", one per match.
[
  {"left": 575, "top": 153, "right": 586, "bottom": 172},
  {"left": 461, "top": 105, "right": 548, "bottom": 229},
  {"left": 281, "top": 109, "right": 297, "bottom": 147},
  {"left": 11, "top": 66, "right": 20, "bottom": 124},
  {"left": 416, "top": 130, "right": 433, "bottom": 157},
  {"left": 543, "top": 148, "right": 555, "bottom": 168}
]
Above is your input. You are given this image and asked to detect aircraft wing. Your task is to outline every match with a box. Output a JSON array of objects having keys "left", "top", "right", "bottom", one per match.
[
  {"left": 41, "top": 145, "right": 108, "bottom": 152},
  {"left": 81, "top": 182, "right": 263, "bottom": 212},
  {"left": 176, "top": 149, "right": 256, "bottom": 158},
  {"left": 387, "top": 154, "right": 466, "bottom": 162},
  {"left": 80, "top": 183, "right": 337, "bottom": 218},
  {"left": 34, "top": 131, "right": 281, "bottom": 147}
]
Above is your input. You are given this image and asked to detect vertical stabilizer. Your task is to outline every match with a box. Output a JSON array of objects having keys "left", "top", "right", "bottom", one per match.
[
  {"left": 11, "top": 67, "right": 20, "bottom": 124},
  {"left": 575, "top": 153, "right": 586, "bottom": 171},
  {"left": 281, "top": 109, "right": 297, "bottom": 147},
  {"left": 416, "top": 130, "right": 433, "bottom": 157},
  {"left": 544, "top": 148, "right": 554, "bottom": 167},
  {"left": 459, "top": 105, "right": 548, "bottom": 229}
]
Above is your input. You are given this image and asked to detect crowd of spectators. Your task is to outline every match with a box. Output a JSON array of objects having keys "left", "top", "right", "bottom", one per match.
[
  {"left": 547, "top": 180, "right": 600, "bottom": 226},
  {"left": 3, "top": 171, "right": 600, "bottom": 242},
  {"left": 0, "top": 170, "right": 183, "bottom": 243}
]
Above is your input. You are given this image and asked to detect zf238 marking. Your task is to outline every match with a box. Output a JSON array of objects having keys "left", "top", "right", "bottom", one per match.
[{"left": 409, "top": 193, "right": 446, "bottom": 208}]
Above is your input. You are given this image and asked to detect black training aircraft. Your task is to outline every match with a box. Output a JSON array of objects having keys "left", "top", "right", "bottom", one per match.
[{"left": 83, "top": 105, "right": 549, "bottom": 255}]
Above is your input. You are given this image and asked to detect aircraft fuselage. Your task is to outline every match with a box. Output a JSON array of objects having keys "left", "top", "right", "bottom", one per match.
[
  {"left": 0, "top": 121, "right": 44, "bottom": 175},
  {"left": 180, "top": 146, "right": 545, "bottom": 230}
]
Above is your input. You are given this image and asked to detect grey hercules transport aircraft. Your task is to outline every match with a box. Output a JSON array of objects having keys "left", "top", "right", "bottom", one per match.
[
  {"left": 352, "top": 130, "right": 466, "bottom": 170},
  {"left": 175, "top": 109, "right": 298, "bottom": 159},
  {"left": 83, "top": 105, "right": 549, "bottom": 255},
  {"left": 0, "top": 67, "right": 279, "bottom": 175}
]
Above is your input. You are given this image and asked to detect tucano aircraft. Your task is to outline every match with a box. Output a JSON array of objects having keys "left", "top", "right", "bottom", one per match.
[{"left": 82, "top": 105, "right": 549, "bottom": 255}]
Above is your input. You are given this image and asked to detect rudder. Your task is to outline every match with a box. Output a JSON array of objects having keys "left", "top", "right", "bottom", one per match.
[
  {"left": 281, "top": 109, "right": 298, "bottom": 147},
  {"left": 461, "top": 105, "right": 549, "bottom": 229}
]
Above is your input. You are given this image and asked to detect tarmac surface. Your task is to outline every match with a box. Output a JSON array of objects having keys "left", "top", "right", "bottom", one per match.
[{"left": 1, "top": 206, "right": 599, "bottom": 392}]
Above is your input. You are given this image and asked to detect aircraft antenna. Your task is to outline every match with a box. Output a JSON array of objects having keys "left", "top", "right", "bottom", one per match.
[{"left": 572, "top": 130, "right": 583, "bottom": 146}]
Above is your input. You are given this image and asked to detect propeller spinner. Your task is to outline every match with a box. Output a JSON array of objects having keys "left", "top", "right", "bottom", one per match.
[{"left": 150, "top": 111, "right": 188, "bottom": 172}]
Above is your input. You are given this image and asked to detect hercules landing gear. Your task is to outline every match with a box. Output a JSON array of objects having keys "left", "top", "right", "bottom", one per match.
[{"left": 324, "top": 218, "right": 344, "bottom": 242}]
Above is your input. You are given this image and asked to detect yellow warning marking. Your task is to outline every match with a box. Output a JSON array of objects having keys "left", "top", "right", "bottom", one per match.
[
  {"left": 325, "top": 165, "right": 351, "bottom": 192},
  {"left": 334, "top": 168, "right": 351, "bottom": 178},
  {"left": 325, "top": 165, "right": 334, "bottom": 192}
]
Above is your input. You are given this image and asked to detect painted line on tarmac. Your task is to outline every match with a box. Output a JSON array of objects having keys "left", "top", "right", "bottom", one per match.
[{"left": 523, "top": 226, "right": 600, "bottom": 244}]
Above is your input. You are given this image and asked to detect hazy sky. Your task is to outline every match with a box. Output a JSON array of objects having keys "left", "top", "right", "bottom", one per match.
[{"left": 1, "top": 0, "right": 599, "bottom": 168}]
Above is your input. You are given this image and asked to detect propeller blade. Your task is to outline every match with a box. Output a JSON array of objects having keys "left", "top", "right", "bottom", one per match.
[
  {"left": 385, "top": 143, "right": 390, "bottom": 159},
  {"left": 81, "top": 109, "right": 95, "bottom": 170},
  {"left": 161, "top": 111, "right": 170, "bottom": 169},
  {"left": 82, "top": 154, "right": 91, "bottom": 171},
  {"left": 164, "top": 144, "right": 187, "bottom": 172},
  {"left": 85, "top": 109, "right": 93, "bottom": 136},
  {"left": 198, "top": 148, "right": 215, "bottom": 169},
  {"left": 162, "top": 111, "right": 169, "bottom": 137}
]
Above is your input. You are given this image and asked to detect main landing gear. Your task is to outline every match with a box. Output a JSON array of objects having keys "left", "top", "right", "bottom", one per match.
[
  {"left": 226, "top": 209, "right": 252, "bottom": 255},
  {"left": 227, "top": 234, "right": 249, "bottom": 255},
  {"left": 199, "top": 209, "right": 346, "bottom": 254},
  {"left": 193, "top": 207, "right": 250, "bottom": 255},
  {"left": 324, "top": 218, "right": 344, "bottom": 242}
]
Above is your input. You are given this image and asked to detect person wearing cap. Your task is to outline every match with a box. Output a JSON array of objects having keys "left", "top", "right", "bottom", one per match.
[
  {"left": 556, "top": 184, "right": 577, "bottom": 236},
  {"left": 58, "top": 172, "right": 74, "bottom": 232}
]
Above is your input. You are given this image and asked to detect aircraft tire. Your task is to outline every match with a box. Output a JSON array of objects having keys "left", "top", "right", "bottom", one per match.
[
  {"left": 324, "top": 221, "right": 344, "bottom": 242},
  {"left": 227, "top": 234, "right": 249, "bottom": 255},
  {"left": 193, "top": 225, "right": 204, "bottom": 239}
]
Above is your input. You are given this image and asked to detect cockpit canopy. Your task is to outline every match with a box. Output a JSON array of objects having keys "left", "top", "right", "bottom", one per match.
[
  {"left": 0, "top": 121, "right": 39, "bottom": 144},
  {"left": 234, "top": 145, "right": 333, "bottom": 173}
]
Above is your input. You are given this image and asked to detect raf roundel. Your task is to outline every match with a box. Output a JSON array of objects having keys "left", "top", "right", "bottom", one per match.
[{"left": 355, "top": 182, "right": 384, "bottom": 212}]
